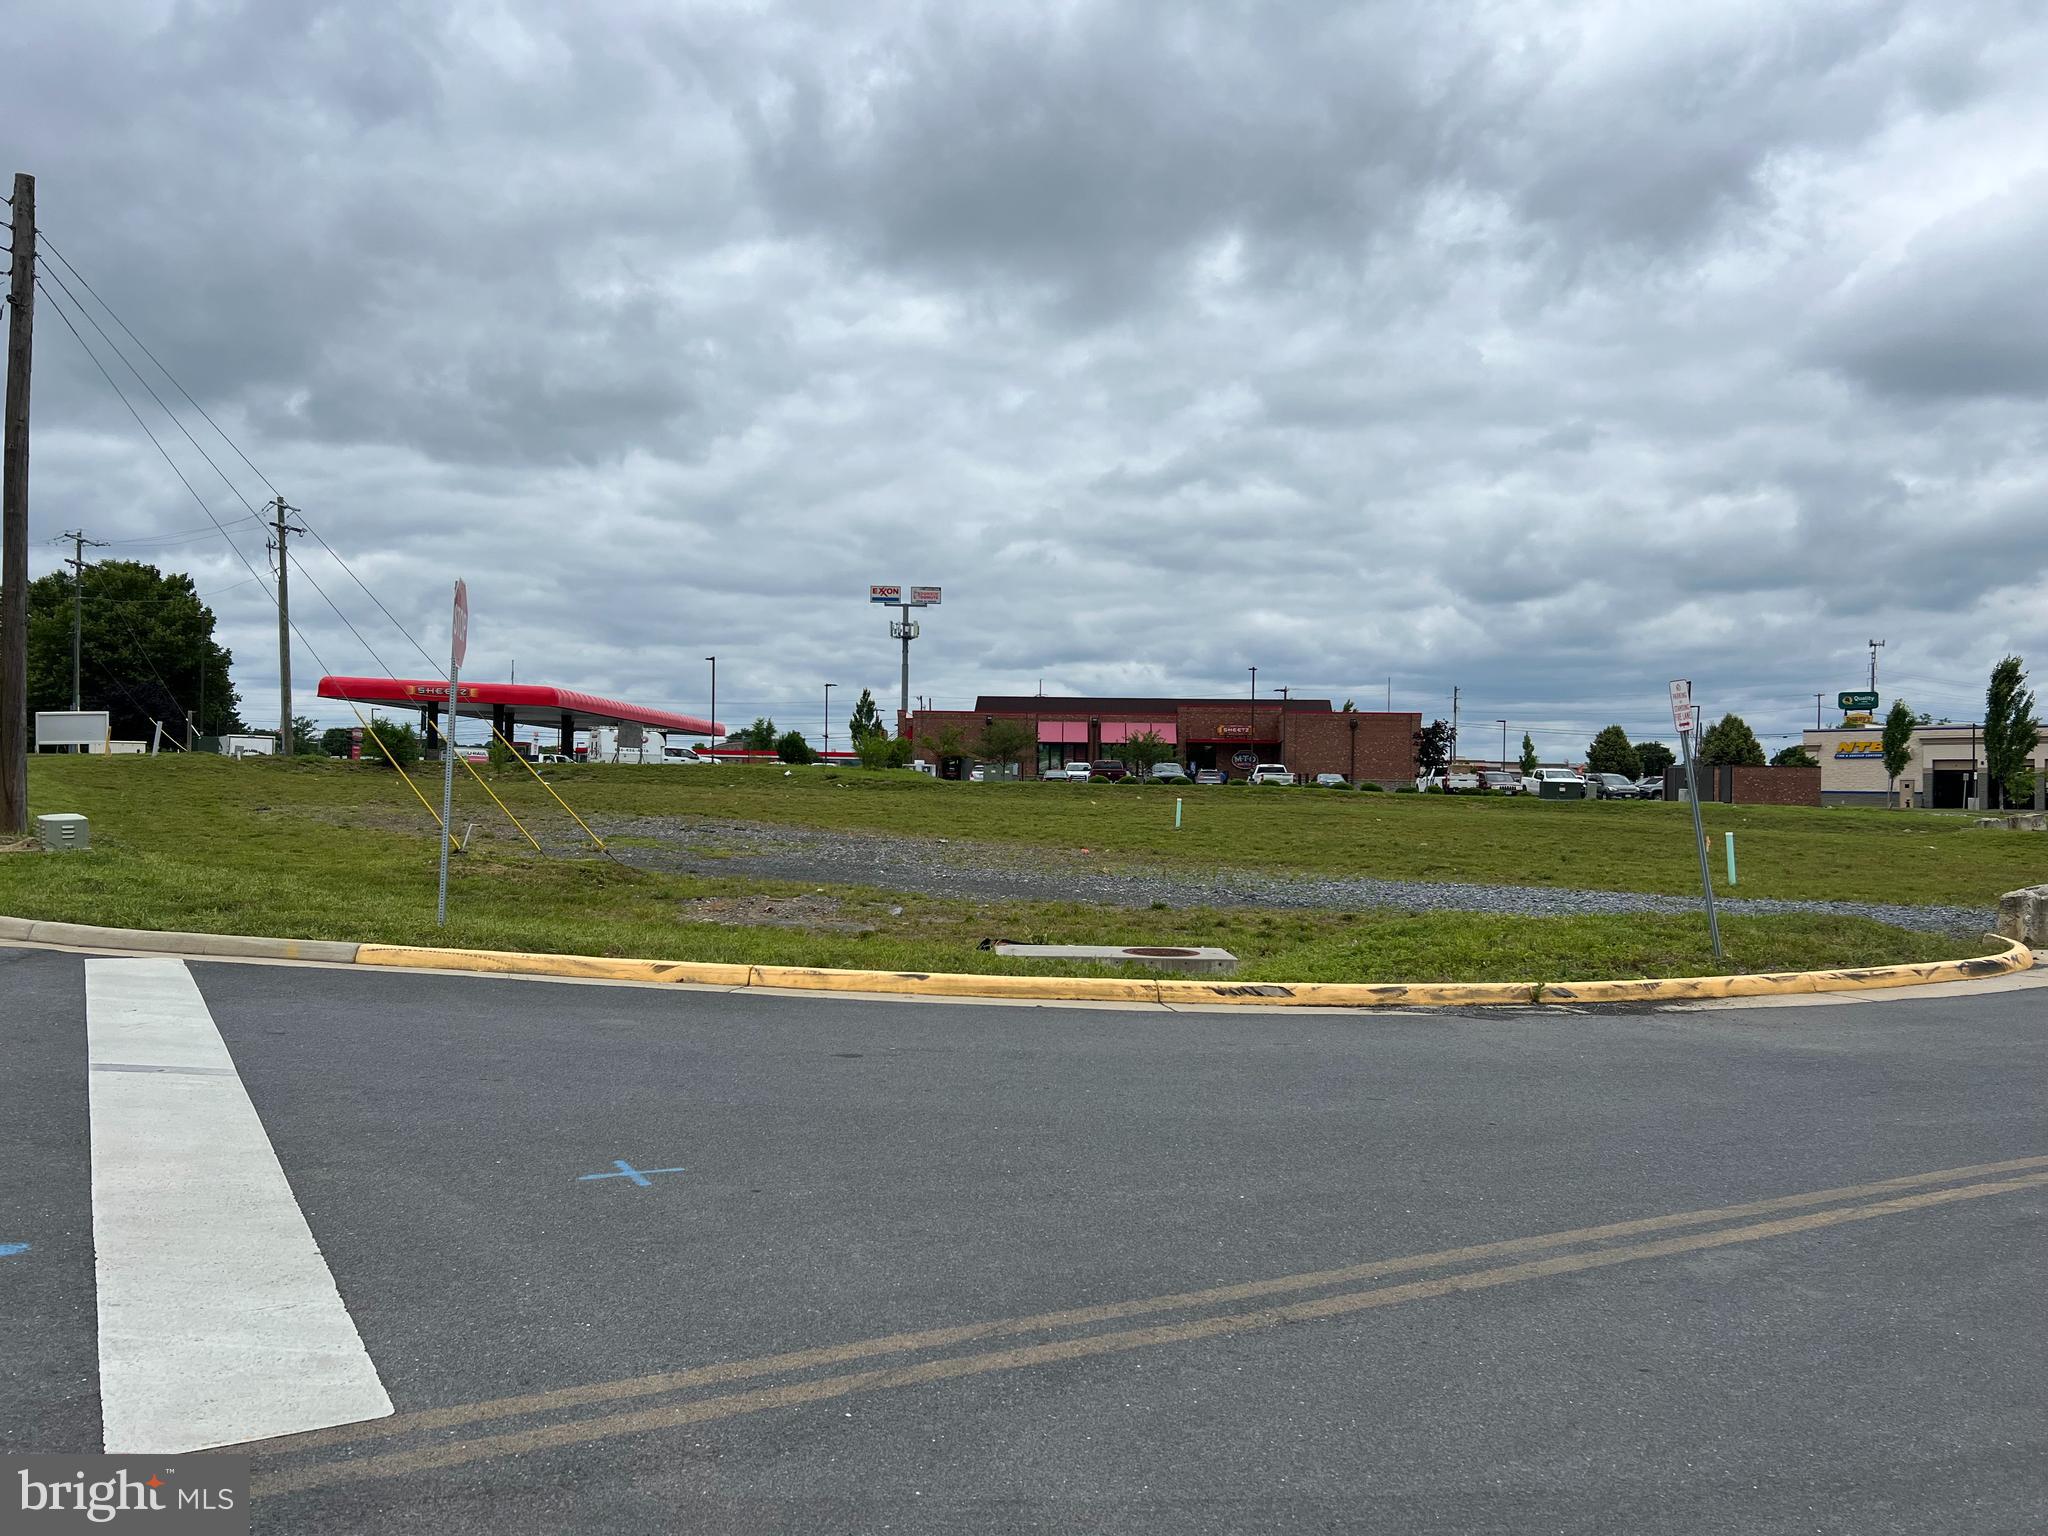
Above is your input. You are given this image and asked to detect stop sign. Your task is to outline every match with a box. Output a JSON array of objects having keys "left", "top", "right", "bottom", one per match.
[{"left": 451, "top": 579, "right": 469, "bottom": 670}]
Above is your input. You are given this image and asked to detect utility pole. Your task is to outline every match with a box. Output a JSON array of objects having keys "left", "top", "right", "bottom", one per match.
[
  {"left": 62, "top": 531, "right": 105, "bottom": 737},
  {"left": 1868, "top": 638, "right": 1885, "bottom": 696},
  {"left": 1450, "top": 685, "right": 1460, "bottom": 770},
  {"left": 1247, "top": 665, "right": 1257, "bottom": 778},
  {"left": 1497, "top": 719, "right": 1508, "bottom": 771},
  {"left": 823, "top": 681, "right": 835, "bottom": 759},
  {"left": 268, "top": 495, "right": 303, "bottom": 754},
  {"left": 1, "top": 172, "right": 35, "bottom": 834},
  {"left": 1815, "top": 692, "right": 1823, "bottom": 729}
]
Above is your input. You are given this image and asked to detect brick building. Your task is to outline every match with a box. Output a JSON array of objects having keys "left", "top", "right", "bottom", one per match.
[{"left": 903, "top": 696, "right": 1421, "bottom": 784}]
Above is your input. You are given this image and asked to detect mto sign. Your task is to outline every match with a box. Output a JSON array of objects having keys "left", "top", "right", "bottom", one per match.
[{"left": 909, "top": 586, "right": 942, "bottom": 606}]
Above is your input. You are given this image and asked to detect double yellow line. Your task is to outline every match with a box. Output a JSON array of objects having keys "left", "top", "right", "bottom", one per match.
[{"left": 246, "top": 1155, "right": 2048, "bottom": 1497}]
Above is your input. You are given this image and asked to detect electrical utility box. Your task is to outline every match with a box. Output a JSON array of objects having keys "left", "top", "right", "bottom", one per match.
[{"left": 36, "top": 813, "right": 91, "bottom": 851}]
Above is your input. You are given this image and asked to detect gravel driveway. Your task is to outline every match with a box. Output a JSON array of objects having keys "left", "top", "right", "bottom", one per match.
[{"left": 599, "top": 815, "right": 1997, "bottom": 937}]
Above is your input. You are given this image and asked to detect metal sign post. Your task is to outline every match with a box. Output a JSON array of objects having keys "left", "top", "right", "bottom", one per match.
[
  {"left": 1671, "top": 681, "right": 1722, "bottom": 959},
  {"left": 437, "top": 579, "right": 467, "bottom": 927}
]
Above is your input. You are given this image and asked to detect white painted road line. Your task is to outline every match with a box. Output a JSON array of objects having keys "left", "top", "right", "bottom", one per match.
[{"left": 85, "top": 958, "right": 392, "bottom": 1453}]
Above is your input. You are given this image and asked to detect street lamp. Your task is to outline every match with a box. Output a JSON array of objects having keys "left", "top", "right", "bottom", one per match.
[
  {"left": 1277, "top": 685, "right": 1291, "bottom": 774},
  {"left": 824, "top": 682, "right": 836, "bottom": 759},
  {"left": 706, "top": 657, "right": 716, "bottom": 755},
  {"left": 1497, "top": 719, "right": 1508, "bottom": 771},
  {"left": 1247, "top": 666, "right": 1257, "bottom": 780}
]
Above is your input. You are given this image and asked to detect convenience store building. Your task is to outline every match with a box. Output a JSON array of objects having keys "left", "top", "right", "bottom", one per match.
[{"left": 904, "top": 695, "right": 1420, "bottom": 784}]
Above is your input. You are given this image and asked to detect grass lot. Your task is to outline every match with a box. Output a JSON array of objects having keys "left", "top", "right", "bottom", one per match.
[{"left": 0, "top": 755, "right": 2026, "bottom": 983}]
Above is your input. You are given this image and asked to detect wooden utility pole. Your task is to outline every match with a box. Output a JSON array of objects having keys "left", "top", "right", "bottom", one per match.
[
  {"left": 269, "top": 495, "right": 302, "bottom": 754},
  {"left": 1, "top": 172, "right": 34, "bottom": 833},
  {"left": 63, "top": 530, "right": 105, "bottom": 743}
]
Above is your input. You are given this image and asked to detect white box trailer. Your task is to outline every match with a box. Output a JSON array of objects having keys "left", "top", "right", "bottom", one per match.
[
  {"left": 221, "top": 734, "right": 278, "bottom": 759},
  {"left": 585, "top": 727, "right": 704, "bottom": 765}
]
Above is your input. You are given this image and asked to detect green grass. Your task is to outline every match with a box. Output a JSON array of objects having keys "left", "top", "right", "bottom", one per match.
[
  {"left": 0, "top": 756, "right": 2012, "bottom": 983},
  {"left": 171, "top": 753, "right": 2048, "bottom": 904}
]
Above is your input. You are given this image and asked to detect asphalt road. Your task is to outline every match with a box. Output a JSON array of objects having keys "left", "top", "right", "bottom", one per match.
[{"left": 3, "top": 944, "right": 2044, "bottom": 1533}]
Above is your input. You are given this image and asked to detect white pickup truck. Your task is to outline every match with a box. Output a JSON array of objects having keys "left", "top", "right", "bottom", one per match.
[
  {"left": 1247, "top": 763, "right": 1297, "bottom": 785},
  {"left": 1416, "top": 769, "right": 1481, "bottom": 793}
]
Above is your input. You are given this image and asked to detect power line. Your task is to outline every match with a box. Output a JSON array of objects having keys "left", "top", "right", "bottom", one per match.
[
  {"left": 35, "top": 227, "right": 282, "bottom": 501},
  {"left": 36, "top": 251, "right": 271, "bottom": 528}
]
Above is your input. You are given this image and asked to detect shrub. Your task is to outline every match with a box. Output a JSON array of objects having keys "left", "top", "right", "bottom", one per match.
[
  {"left": 1359, "top": 782, "right": 1384, "bottom": 792},
  {"left": 775, "top": 730, "right": 815, "bottom": 764},
  {"left": 358, "top": 720, "right": 421, "bottom": 769}
]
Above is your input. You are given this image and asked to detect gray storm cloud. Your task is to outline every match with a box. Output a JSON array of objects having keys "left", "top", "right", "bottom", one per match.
[{"left": 13, "top": 0, "right": 2047, "bottom": 749}]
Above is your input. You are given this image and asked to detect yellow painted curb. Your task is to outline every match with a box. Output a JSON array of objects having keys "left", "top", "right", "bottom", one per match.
[{"left": 349, "top": 934, "right": 2034, "bottom": 1008}]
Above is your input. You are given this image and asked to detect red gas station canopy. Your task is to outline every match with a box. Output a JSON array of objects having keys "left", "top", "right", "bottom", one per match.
[{"left": 317, "top": 676, "right": 720, "bottom": 737}]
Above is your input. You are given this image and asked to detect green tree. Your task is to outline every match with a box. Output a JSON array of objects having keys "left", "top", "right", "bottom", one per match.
[
  {"left": 1635, "top": 741, "right": 1675, "bottom": 780},
  {"left": 320, "top": 726, "right": 354, "bottom": 758},
  {"left": 1881, "top": 699, "right": 1914, "bottom": 809},
  {"left": 1699, "top": 713, "right": 1765, "bottom": 767},
  {"left": 738, "top": 717, "right": 777, "bottom": 752},
  {"left": 359, "top": 719, "right": 421, "bottom": 769},
  {"left": 974, "top": 718, "right": 1036, "bottom": 773},
  {"left": 1984, "top": 655, "right": 2039, "bottom": 809},
  {"left": 775, "top": 729, "right": 815, "bottom": 764},
  {"left": 1110, "top": 729, "right": 1174, "bottom": 777},
  {"left": 1414, "top": 719, "right": 1453, "bottom": 778},
  {"left": 288, "top": 715, "right": 321, "bottom": 755},
  {"left": 1518, "top": 732, "right": 1538, "bottom": 776},
  {"left": 25, "top": 559, "right": 240, "bottom": 740},
  {"left": 1770, "top": 744, "right": 1818, "bottom": 768},
  {"left": 847, "top": 688, "right": 885, "bottom": 744},
  {"left": 1585, "top": 725, "right": 1640, "bottom": 778}
]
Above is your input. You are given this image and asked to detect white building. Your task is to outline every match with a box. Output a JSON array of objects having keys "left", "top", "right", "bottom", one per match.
[{"left": 1801, "top": 723, "right": 2048, "bottom": 809}]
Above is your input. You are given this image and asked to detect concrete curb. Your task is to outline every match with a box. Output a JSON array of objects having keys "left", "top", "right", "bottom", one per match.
[
  {"left": 0, "top": 915, "right": 362, "bottom": 965},
  {"left": 353, "top": 937, "right": 2034, "bottom": 1006},
  {"left": 4, "top": 915, "right": 2029, "bottom": 1008}
]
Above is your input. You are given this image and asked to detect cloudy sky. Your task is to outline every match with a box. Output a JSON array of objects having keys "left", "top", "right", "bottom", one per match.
[{"left": 15, "top": 0, "right": 2048, "bottom": 753}]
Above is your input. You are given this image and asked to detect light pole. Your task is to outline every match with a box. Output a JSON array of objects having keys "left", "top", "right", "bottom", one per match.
[
  {"left": 1497, "top": 719, "right": 1508, "bottom": 771},
  {"left": 706, "top": 656, "right": 716, "bottom": 755},
  {"left": 1277, "top": 685, "right": 1291, "bottom": 774},
  {"left": 1247, "top": 666, "right": 1257, "bottom": 781},
  {"left": 824, "top": 682, "right": 835, "bottom": 760}
]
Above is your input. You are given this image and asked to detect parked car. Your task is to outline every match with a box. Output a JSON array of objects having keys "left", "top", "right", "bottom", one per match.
[
  {"left": 1417, "top": 770, "right": 1482, "bottom": 793},
  {"left": 1635, "top": 776, "right": 1666, "bottom": 800},
  {"left": 535, "top": 752, "right": 570, "bottom": 764},
  {"left": 1193, "top": 768, "right": 1226, "bottom": 785},
  {"left": 1479, "top": 770, "right": 1523, "bottom": 794},
  {"left": 1060, "top": 763, "right": 1092, "bottom": 783},
  {"left": 1248, "top": 763, "right": 1297, "bottom": 786},
  {"left": 1591, "top": 773, "right": 1641, "bottom": 800},
  {"left": 1090, "top": 759, "right": 1130, "bottom": 781},
  {"left": 1525, "top": 767, "right": 1589, "bottom": 798},
  {"left": 1312, "top": 773, "right": 1348, "bottom": 788}
]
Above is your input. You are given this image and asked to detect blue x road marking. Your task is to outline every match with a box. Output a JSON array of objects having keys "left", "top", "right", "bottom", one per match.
[{"left": 578, "top": 1160, "right": 685, "bottom": 1188}]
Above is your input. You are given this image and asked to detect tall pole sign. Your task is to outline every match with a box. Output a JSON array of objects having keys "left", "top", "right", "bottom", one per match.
[
  {"left": 437, "top": 579, "right": 468, "bottom": 927},
  {"left": 871, "top": 584, "right": 938, "bottom": 725},
  {"left": 1671, "top": 680, "right": 1723, "bottom": 958}
]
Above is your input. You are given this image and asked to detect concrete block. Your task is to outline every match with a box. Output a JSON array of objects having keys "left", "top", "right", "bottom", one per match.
[
  {"left": 991, "top": 942, "right": 1240, "bottom": 976},
  {"left": 1996, "top": 885, "right": 2048, "bottom": 945}
]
